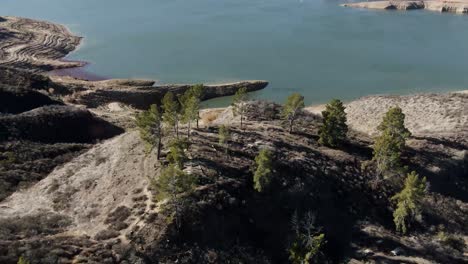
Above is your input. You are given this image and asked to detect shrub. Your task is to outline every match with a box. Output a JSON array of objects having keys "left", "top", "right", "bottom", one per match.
[
  {"left": 253, "top": 149, "right": 273, "bottom": 192},
  {"left": 17, "top": 256, "right": 30, "bottom": 264},
  {"left": 218, "top": 125, "right": 230, "bottom": 155},
  {"left": 0, "top": 151, "right": 16, "bottom": 167},
  {"left": 437, "top": 231, "right": 466, "bottom": 252}
]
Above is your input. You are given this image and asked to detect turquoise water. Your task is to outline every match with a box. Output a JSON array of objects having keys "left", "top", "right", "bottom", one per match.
[{"left": 3, "top": 0, "right": 468, "bottom": 106}]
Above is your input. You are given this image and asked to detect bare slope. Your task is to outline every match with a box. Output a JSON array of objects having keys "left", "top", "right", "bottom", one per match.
[
  {"left": 0, "top": 131, "right": 157, "bottom": 239},
  {"left": 305, "top": 91, "right": 468, "bottom": 140}
]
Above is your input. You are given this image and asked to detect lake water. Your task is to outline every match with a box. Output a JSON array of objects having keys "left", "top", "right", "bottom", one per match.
[{"left": 3, "top": 0, "right": 468, "bottom": 106}]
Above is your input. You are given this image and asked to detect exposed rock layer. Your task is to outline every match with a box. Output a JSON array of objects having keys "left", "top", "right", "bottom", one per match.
[
  {"left": 0, "top": 105, "right": 124, "bottom": 143},
  {"left": 0, "top": 84, "right": 62, "bottom": 114},
  {"left": 0, "top": 16, "right": 82, "bottom": 71},
  {"left": 51, "top": 75, "right": 269, "bottom": 109}
]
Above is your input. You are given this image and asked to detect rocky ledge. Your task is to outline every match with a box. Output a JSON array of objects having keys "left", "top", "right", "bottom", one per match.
[
  {"left": 51, "top": 75, "right": 269, "bottom": 109},
  {"left": 0, "top": 16, "right": 82, "bottom": 71},
  {"left": 342, "top": 0, "right": 468, "bottom": 14}
]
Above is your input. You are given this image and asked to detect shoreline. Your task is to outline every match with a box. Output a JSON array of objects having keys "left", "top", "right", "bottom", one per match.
[{"left": 47, "top": 63, "right": 109, "bottom": 81}]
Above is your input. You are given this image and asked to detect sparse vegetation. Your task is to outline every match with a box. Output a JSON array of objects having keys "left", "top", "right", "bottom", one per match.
[
  {"left": 136, "top": 104, "right": 163, "bottom": 158},
  {"left": 231, "top": 87, "right": 249, "bottom": 130},
  {"left": 391, "top": 171, "right": 427, "bottom": 234},
  {"left": 437, "top": 231, "right": 466, "bottom": 252},
  {"left": 372, "top": 106, "right": 411, "bottom": 176},
  {"left": 253, "top": 149, "right": 273, "bottom": 192},
  {"left": 218, "top": 125, "right": 230, "bottom": 155},
  {"left": 318, "top": 99, "right": 348, "bottom": 147},
  {"left": 0, "top": 151, "right": 16, "bottom": 167},
  {"left": 17, "top": 256, "right": 30, "bottom": 264},
  {"left": 281, "top": 93, "right": 305, "bottom": 133}
]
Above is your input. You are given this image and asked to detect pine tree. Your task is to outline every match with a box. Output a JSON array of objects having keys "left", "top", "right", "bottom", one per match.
[
  {"left": 190, "top": 84, "right": 204, "bottom": 129},
  {"left": 318, "top": 99, "right": 348, "bottom": 147},
  {"left": 154, "top": 164, "right": 196, "bottom": 200},
  {"left": 281, "top": 93, "right": 305, "bottom": 134},
  {"left": 218, "top": 125, "right": 230, "bottom": 156},
  {"left": 167, "top": 138, "right": 189, "bottom": 169},
  {"left": 231, "top": 87, "right": 249, "bottom": 130},
  {"left": 288, "top": 212, "right": 327, "bottom": 264},
  {"left": 372, "top": 106, "right": 411, "bottom": 176},
  {"left": 180, "top": 95, "right": 199, "bottom": 141},
  {"left": 391, "top": 171, "right": 427, "bottom": 234},
  {"left": 162, "top": 92, "right": 180, "bottom": 138},
  {"left": 135, "top": 104, "right": 163, "bottom": 159},
  {"left": 253, "top": 149, "right": 273, "bottom": 192},
  {"left": 153, "top": 164, "right": 196, "bottom": 228}
]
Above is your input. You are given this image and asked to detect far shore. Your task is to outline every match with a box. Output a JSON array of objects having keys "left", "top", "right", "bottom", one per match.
[{"left": 342, "top": 0, "right": 468, "bottom": 13}]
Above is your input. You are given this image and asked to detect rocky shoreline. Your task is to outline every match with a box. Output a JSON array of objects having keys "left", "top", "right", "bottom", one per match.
[
  {"left": 0, "top": 16, "right": 269, "bottom": 105},
  {"left": 342, "top": 0, "right": 468, "bottom": 14}
]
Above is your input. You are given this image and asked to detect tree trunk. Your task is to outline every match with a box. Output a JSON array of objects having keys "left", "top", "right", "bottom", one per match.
[
  {"left": 196, "top": 111, "right": 199, "bottom": 129},
  {"left": 187, "top": 121, "right": 191, "bottom": 141},
  {"left": 157, "top": 137, "right": 162, "bottom": 160},
  {"left": 240, "top": 114, "right": 243, "bottom": 131},
  {"left": 289, "top": 119, "right": 293, "bottom": 134}
]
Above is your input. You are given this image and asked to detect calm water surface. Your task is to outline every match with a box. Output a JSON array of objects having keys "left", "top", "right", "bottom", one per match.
[{"left": 3, "top": 0, "right": 468, "bottom": 106}]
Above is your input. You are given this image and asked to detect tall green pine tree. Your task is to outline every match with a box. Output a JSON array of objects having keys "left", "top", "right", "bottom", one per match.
[{"left": 318, "top": 99, "right": 348, "bottom": 147}]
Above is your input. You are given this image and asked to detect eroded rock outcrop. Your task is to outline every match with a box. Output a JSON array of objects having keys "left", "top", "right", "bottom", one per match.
[
  {"left": 0, "top": 16, "right": 82, "bottom": 71},
  {"left": 0, "top": 105, "right": 124, "bottom": 143},
  {"left": 51, "top": 75, "right": 269, "bottom": 109},
  {"left": 0, "top": 84, "right": 62, "bottom": 114}
]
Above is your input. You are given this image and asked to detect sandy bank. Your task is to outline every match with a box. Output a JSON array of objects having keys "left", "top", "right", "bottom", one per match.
[{"left": 305, "top": 90, "right": 468, "bottom": 140}]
